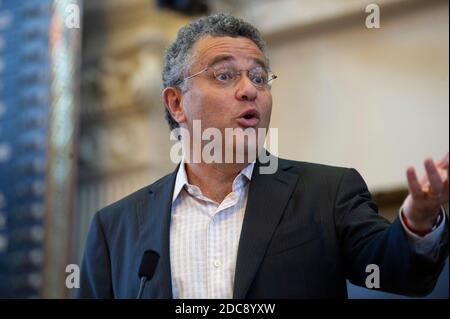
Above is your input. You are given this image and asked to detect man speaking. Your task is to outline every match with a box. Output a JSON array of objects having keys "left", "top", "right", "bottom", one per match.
[{"left": 78, "top": 13, "right": 449, "bottom": 299}]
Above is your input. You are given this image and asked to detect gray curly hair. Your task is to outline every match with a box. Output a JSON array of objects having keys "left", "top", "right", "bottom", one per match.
[{"left": 162, "top": 13, "right": 269, "bottom": 131}]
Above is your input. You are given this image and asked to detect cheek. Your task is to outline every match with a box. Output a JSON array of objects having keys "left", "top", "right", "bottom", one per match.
[
  {"left": 183, "top": 90, "right": 223, "bottom": 127},
  {"left": 199, "top": 92, "right": 229, "bottom": 115},
  {"left": 183, "top": 90, "right": 205, "bottom": 121},
  {"left": 260, "top": 94, "right": 273, "bottom": 123}
]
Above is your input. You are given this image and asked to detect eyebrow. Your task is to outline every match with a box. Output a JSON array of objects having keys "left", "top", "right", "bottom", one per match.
[{"left": 207, "top": 54, "right": 268, "bottom": 70}]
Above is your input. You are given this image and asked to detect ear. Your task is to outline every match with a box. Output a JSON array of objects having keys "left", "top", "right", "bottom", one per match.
[{"left": 162, "top": 87, "right": 187, "bottom": 125}]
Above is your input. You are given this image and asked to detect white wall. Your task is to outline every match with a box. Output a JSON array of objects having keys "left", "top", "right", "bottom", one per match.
[{"left": 268, "top": 3, "right": 449, "bottom": 191}]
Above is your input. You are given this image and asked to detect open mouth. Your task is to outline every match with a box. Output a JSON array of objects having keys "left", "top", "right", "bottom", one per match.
[{"left": 237, "top": 109, "right": 260, "bottom": 127}]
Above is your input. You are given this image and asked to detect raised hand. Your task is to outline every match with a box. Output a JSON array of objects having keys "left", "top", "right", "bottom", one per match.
[{"left": 402, "top": 153, "right": 449, "bottom": 234}]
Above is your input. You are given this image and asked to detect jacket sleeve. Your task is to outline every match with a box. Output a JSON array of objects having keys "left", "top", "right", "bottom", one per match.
[
  {"left": 335, "top": 168, "right": 449, "bottom": 297},
  {"left": 77, "top": 211, "right": 114, "bottom": 298}
]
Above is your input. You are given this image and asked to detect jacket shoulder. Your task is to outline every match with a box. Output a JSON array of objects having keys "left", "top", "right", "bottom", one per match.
[
  {"left": 277, "top": 158, "right": 370, "bottom": 200},
  {"left": 278, "top": 157, "right": 349, "bottom": 177}
]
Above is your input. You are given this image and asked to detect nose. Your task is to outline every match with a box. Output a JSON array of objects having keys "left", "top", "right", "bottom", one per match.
[{"left": 235, "top": 73, "right": 257, "bottom": 102}]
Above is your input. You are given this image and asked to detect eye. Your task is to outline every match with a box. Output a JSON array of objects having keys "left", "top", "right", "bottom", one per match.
[
  {"left": 250, "top": 71, "right": 268, "bottom": 85},
  {"left": 214, "top": 69, "right": 234, "bottom": 82}
]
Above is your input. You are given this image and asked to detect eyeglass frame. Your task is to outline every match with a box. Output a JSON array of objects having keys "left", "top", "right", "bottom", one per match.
[{"left": 177, "top": 65, "right": 278, "bottom": 89}]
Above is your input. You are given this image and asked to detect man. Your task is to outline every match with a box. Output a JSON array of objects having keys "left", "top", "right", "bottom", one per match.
[{"left": 78, "top": 13, "right": 449, "bottom": 298}]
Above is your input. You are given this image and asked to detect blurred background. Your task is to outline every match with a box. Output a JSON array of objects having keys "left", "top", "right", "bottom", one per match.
[{"left": 0, "top": 0, "right": 448, "bottom": 298}]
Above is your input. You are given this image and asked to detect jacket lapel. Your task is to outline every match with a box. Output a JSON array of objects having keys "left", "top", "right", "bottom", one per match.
[
  {"left": 137, "top": 166, "right": 178, "bottom": 299},
  {"left": 233, "top": 157, "right": 299, "bottom": 298}
]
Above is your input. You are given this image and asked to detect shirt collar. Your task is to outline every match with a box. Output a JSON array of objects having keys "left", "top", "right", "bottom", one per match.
[{"left": 172, "top": 160, "right": 255, "bottom": 202}]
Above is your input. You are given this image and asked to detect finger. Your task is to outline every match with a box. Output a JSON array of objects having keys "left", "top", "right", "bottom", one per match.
[
  {"left": 437, "top": 152, "right": 449, "bottom": 170},
  {"left": 437, "top": 163, "right": 449, "bottom": 183},
  {"left": 424, "top": 158, "right": 444, "bottom": 195},
  {"left": 442, "top": 172, "right": 449, "bottom": 195},
  {"left": 438, "top": 154, "right": 449, "bottom": 195},
  {"left": 406, "top": 166, "right": 423, "bottom": 199},
  {"left": 444, "top": 178, "right": 449, "bottom": 199}
]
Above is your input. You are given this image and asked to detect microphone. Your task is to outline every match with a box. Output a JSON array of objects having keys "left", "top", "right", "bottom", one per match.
[{"left": 136, "top": 250, "right": 160, "bottom": 299}]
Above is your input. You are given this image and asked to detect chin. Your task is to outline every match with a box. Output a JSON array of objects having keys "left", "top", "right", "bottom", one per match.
[{"left": 231, "top": 137, "right": 260, "bottom": 164}]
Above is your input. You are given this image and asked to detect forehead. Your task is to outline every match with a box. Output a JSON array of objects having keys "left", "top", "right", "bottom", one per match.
[{"left": 189, "top": 36, "right": 267, "bottom": 68}]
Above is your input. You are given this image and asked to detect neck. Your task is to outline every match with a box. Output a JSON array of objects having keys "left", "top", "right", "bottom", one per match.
[{"left": 184, "top": 162, "right": 248, "bottom": 203}]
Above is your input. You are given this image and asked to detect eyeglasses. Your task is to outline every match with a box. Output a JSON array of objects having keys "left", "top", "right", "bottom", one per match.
[{"left": 180, "top": 66, "right": 278, "bottom": 89}]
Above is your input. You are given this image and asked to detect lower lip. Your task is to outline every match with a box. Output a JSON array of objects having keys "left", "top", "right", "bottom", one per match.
[{"left": 236, "top": 117, "right": 260, "bottom": 127}]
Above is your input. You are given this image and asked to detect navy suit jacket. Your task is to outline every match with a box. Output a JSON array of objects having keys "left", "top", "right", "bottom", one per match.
[{"left": 78, "top": 156, "right": 449, "bottom": 298}]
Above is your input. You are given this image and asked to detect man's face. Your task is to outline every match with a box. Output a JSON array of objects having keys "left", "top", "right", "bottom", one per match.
[{"left": 179, "top": 36, "right": 273, "bottom": 162}]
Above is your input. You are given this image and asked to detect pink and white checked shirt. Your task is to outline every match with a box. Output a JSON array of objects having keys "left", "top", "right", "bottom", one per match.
[{"left": 170, "top": 161, "right": 254, "bottom": 299}]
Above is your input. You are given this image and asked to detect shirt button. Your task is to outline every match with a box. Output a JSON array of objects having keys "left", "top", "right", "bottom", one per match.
[{"left": 213, "top": 260, "right": 221, "bottom": 268}]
